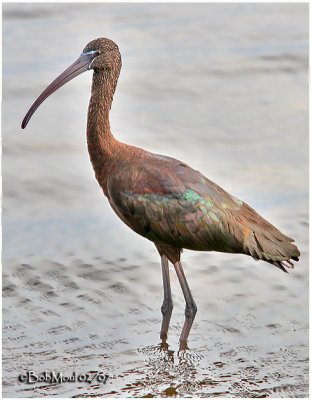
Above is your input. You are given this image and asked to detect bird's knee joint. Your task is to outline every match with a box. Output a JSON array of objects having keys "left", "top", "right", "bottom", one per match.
[
  {"left": 161, "top": 301, "right": 173, "bottom": 315},
  {"left": 185, "top": 302, "right": 197, "bottom": 319}
]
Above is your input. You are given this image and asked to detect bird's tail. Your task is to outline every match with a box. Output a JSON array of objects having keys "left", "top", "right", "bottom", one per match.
[
  {"left": 270, "top": 259, "right": 297, "bottom": 273},
  {"left": 247, "top": 228, "right": 300, "bottom": 273},
  {"left": 238, "top": 204, "right": 300, "bottom": 273}
]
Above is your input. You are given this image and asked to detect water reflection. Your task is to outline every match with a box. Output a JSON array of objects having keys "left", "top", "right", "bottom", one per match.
[{"left": 133, "top": 342, "right": 204, "bottom": 397}]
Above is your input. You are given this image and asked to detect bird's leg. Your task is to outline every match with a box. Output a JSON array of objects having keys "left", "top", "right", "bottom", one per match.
[
  {"left": 173, "top": 260, "right": 197, "bottom": 346},
  {"left": 160, "top": 255, "right": 173, "bottom": 341}
]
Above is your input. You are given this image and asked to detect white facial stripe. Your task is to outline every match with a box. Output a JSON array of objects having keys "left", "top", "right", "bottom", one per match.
[
  {"left": 81, "top": 50, "right": 100, "bottom": 69},
  {"left": 88, "top": 58, "right": 97, "bottom": 70},
  {"left": 83, "top": 50, "right": 99, "bottom": 57}
]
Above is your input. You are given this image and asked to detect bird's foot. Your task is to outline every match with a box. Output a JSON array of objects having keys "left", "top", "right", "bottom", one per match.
[{"left": 179, "top": 339, "right": 189, "bottom": 351}]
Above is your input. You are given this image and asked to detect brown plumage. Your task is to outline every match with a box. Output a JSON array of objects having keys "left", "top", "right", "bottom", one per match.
[{"left": 21, "top": 38, "right": 300, "bottom": 346}]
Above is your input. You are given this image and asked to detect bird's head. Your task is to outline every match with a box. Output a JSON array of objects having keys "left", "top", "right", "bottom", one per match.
[
  {"left": 82, "top": 38, "right": 121, "bottom": 72},
  {"left": 21, "top": 38, "right": 121, "bottom": 129}
]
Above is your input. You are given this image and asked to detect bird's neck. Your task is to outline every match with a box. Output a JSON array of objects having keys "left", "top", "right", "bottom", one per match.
[{"left": 87, "top": 68, "right": 120, "bottom": 188}]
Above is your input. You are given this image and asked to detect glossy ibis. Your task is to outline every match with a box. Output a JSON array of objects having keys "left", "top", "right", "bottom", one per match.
[{"left": 21, "top": 38, "right": 300, "bottom": 346}]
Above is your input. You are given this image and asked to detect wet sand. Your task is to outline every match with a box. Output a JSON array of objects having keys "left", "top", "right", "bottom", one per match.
[{"left": 3, "top": 3, "right": 308, "bottom": 397}]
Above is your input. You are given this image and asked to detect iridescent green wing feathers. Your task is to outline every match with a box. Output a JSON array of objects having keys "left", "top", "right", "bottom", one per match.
[{"left": 107, "top": 154, "right": 299, "bottom": 265}]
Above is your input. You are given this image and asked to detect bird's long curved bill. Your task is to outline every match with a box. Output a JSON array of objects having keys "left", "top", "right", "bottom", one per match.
[{"left": 21, "top": 53, "right": 93, "bottom": 129}]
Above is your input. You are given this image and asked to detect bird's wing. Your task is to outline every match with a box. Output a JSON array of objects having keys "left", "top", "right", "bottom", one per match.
[{"left": 107, "top": 153, "right": 299, "bottom": 264}]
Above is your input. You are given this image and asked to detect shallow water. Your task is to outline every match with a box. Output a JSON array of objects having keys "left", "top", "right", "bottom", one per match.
[{"left": 2, "top": 3, "right": 308, "bottom": 398}]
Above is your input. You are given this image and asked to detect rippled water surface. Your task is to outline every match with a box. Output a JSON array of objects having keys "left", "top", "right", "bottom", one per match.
[{"left": 3, "top": 3, "right": 308, "bottom": 398}]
